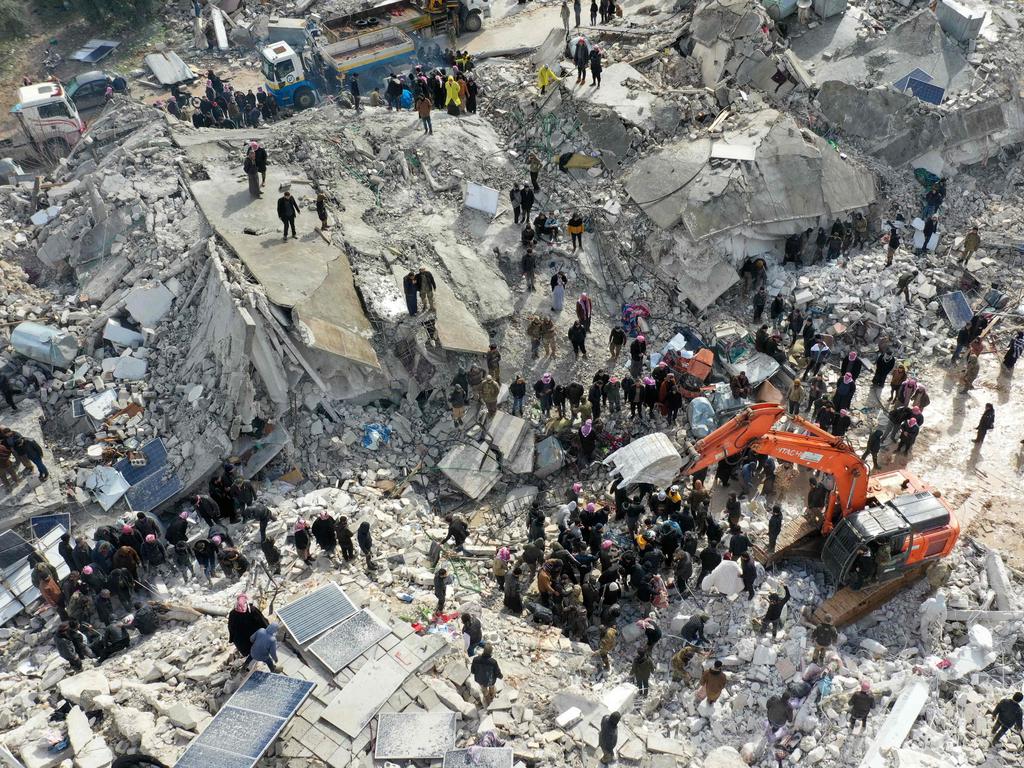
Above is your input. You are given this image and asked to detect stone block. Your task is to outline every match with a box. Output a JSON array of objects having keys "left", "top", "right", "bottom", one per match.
[
  {"left": 59, "top": 670, "right": 110, "bottom": 706},
  {"left": 600, "top": 683, "right": 637, "bottom": 714},
  {"left": 556, "top": 707, "right": 582, "bottom": 728}
]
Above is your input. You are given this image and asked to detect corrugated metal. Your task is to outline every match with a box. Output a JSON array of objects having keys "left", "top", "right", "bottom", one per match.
[{"left": 276, "top": 583, "right": 356, "bottom": 645}]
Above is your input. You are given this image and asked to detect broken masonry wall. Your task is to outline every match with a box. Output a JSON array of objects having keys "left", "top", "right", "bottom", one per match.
[{"left": 161, "top": 241, "right": 291, "bottom": 491}]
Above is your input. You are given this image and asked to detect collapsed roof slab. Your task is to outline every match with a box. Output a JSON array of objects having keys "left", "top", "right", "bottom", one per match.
[
  {"left": 572, "top": 63, "right": 664, "bottom": 129},
  {"left": 389, "top": 265, "right": 490, "bottom": 354},
  {"left": 188, "top": 165, "right": 379, "bottom": 370},
  {"left": 625, "top": 110, "right": 875, "bottom": 244},
  {"left": 812, "top": 10, "right": 972, "bottom": 94}
]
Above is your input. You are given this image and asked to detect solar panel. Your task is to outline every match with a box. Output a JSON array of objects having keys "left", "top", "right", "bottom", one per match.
[
  {"left": 443, "top": 748, "right": 515, "bottom": 768},
  {"left": 892, "top": 67, "right": 932, "bottom": 92},
  {"left": 905, "top": 77, "right": 945, "bottom": 106},
  {"left": 31, "top": 514, "right": 72, "bottom": 540},
  {"left": 228, "top": 671, "right": 317, "bottom": 718},
  {"left": 308, "top": 609, "right": 391, "bottom": 673},
  {"left": 172, "top": 672, "right": 313, "bottom": 768},
  {"left": 0, "top": 530, "right": 33, "bottom": 573},
  {"left": 277, "top": 583, "right": 357, "bottom": 645},
  {"left": 115, "top": 438, "right": 169, "bottom": 485},
  {"left": 125, "top": 462, "right": 185, "bottom": 513}
]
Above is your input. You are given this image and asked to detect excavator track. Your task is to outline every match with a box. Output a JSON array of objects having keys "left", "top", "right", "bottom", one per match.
[
  {"left": 811, "top": 565, "right": 928, "bottom": 628},
  {"left": 753, "top": 510, "right": 823, "bottom": 566}
]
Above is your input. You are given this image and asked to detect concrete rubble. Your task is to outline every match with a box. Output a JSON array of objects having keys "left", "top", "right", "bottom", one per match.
[{"left": 1, "top": 0, "right": 1024, "bottom": 766}]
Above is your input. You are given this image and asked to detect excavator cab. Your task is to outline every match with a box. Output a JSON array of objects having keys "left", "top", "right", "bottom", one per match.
[{"left": 822, "top": 491, "right": 955, "bottom": 590}]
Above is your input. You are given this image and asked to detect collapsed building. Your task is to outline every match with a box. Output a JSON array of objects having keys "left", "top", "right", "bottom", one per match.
[{"left": 1, "top": 0, "right": 1024, "bottom": 766}]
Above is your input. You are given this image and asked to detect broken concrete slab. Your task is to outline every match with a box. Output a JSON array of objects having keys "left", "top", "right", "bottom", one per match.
[
  {"left": 65, "top": 706, "right": 93, "bottom": 755},
  {"left": 858, "top": 678, "right": 929, "bottom": 768},
  {"left": 124, "top": 281, "right": 174, "bottom": 328},
  {"left": 438, "top": 442, "right": 500, "bottom": 500},
  {"left": 486, "top": 411, "right": 531, "bottom": 465},
  {"left": 374, "top": 711, "right": 456, "bottom": 760},
  {"left": 534, "top": 435, "right": 565, "bottom": 478},
  {"left": 573, "top": 63, "right": 664, "bottom": 129},
  {"left": 59, "top": 670, "right": 110, "bottom": 706},
  {"left": 604, "top": 432, "right": 682, "bottom": 488},
  {"left": 102, "top": 319, "right": 144, "bottom": 348},
  {"left": 435, "top": 242, "right": 513, "bottom": 324},
  {"left": 946, "top": 608, "right": 1024, "bottom": 623},
  {"left": 984, "top": 550, "right": 1012, "bottom": 611},
  {"left": 188, "top": 161, "right": 380, "bottom": 370}
]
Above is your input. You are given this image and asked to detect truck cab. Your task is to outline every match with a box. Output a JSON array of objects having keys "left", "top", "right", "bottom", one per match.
[
  {"left": 260, "top": 41, "right": 321, "bottom": 110},
  {"left": 11, "top": 81, "right": 86, "bottom": 156},
  {"left": 822, "top": 491, "right": 958, "bottom": 590}
]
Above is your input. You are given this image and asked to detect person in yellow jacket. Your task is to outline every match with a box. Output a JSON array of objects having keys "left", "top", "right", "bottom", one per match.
[
  {"left": 537, "top": 64, "right": 560, "bottom": 94},
  {"left": 444, "top": 75, "right": 462, "bottom": 115}
]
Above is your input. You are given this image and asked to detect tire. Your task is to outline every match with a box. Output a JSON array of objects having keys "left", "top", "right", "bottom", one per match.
[
  {"left": 293, "top": 87, "right": 316, "bottom": 110},
  {"left": 463, "top": 11, "right": 482, "bottom": 32}
]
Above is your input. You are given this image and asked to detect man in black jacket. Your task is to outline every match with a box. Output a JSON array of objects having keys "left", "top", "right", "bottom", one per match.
[
  {"left": 760, "top": 585, "right": 791, "bottom": 638},
  {"left": 470, "top": 644, "right": 503, "bottom": 706},
  {"left": 277, "top": 190, "right": 300, "bottom": 240}
]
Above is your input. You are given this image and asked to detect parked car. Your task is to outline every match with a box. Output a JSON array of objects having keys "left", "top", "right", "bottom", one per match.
[{"left": 65, "top": 71, "right": 128, "bottom": 112}]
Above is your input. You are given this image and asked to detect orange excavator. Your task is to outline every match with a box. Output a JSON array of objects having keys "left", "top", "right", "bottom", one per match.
[{"left": 679, "top": 403, "right": 960, "bottom": 625}]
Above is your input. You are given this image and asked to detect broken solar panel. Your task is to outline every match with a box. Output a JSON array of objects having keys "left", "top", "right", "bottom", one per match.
[
  {"left": 277, "top": 582, "right": 356, "bottom": 644},
  {"left": 892, "top": 67, "right": 932, "bottom": 92},
  {"left": 375, "top": 711, "right": 456, "bottom": 760},
  {"left": 173, "top": 672, "right": 313, "bottom": 768},
  {"left": 0, "top": 530, "right": 33, "bottom": 572},
  {"left": 308, "top": 609, "right": 391, "bottom": 673},
  {"left": 443, "top": 748, "right": 515, "bottom": 768},
  {"left": 905, "top": 77, "right": 945, "bottom": 106}
]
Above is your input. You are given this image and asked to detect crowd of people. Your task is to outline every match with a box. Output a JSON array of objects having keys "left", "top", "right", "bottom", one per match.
[{"left": 159, "top": 69, "right": 280, "bottom": 128}]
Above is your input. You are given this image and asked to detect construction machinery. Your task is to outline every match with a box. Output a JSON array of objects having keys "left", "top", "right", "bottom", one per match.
[{"left": 679, "top": 402, "right": 960, "bottom": 625}]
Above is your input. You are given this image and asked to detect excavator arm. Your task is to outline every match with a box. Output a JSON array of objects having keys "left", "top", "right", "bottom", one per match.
[{"left": 680, "top": 404, "right": 870, "bottom": 533}]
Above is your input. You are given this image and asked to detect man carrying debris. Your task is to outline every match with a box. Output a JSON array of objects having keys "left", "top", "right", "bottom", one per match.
[
  {"left": 277, "top": 190, "right": 299, "bottom": 241},
  {"left": 470, "top": 643, "right": 503, "bottom": 706},
  {"left": 759, "top": 584, "right": 791, "bottom": 638}
]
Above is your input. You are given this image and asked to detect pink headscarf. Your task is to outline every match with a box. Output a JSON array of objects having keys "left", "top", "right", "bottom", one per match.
[
  {"left": 848, "top": 351, "right": 858, "bottom": 360},
  {"left": 860, "top": 680, "right": 871, "bottom": 691},
  {"left": 211, "top": 535, "right": 223, "bottom": 545},
  {"left": 236, "top": 594, "right": 248, "bottom": 611},
  {"left": 82, "top": 565, "right": 93, "bottom": 575},
  {"left": 179, "top": 510, "right": 189, "bottom": 520},
  {"left": 586, "top": 502, "right": 596, "bottom": 512},
  {"left": 643, "top": 376, "right": 655, "bottom": 386},
  {"left": 840, "top": 409, "right": 849, "bottom": 416},
  {"left": 295, "top": 519, "right": 307, "bottom": 531},
  {"left": 319, "top": 511, "right": 330, "bottom": 520},
  {"left": 542, "top": 373, "right": 552, "bottom": 384},
  {"left": 122, "top": 524, "right": 133, "bottom": 534},
  {"left": 145, "top": 534, "right": 156, "bottom": 543},
  {"left": 601, "top": 540, "right": 614, "bottom": 550},
  {"left": 497, "top": 547, "right": 511, "bottom": 562},
  {"left": 637, "top": 335, "right": 645, "bottom": 342},
  {"left": 580, "top": 419, "right": 593, "bottom": 437},
  {"left": 843, "top": 373, "right": 854, "bottom": 383},
  {"left": 907, "top": 418, "right": 918, "bottom": 427},
  {"left": 572, "top": 482, "right": 582, "bottom": 493},
  {"left": 911, "top": 406, "right": 922, "bottom": 414}
]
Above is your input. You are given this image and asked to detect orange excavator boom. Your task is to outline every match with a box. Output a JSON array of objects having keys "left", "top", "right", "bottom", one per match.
[{"left": 679, "top": 403, "right": 870, "bottom": 533}]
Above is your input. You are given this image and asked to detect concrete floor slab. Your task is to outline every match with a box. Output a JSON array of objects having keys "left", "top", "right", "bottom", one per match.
[
  {"left": 435, "top": 241, "right": 513, "bottom": 323},
  {"left": 188, "top": 165, "right": 379, "bottom": 369},
  {"left": 858, "top": 678, "right": 930, "bottom": 768},
  {"left": 390, "top": 265, "right": 489, "bottom": 354}
]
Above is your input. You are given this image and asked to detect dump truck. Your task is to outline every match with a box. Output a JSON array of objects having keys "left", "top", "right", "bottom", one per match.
[
  {"left": 261, "top": 25, "right": 417, "bottom": 110},
  {"left": 0, "top": 81, "right": 87, "bottom": 166},
  {"left": 679, "top": 403, "right": 960, "bottom": 626}
]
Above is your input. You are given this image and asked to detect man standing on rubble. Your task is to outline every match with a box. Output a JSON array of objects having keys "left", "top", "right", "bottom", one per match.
[
  {"left": 481, "top": 375, "right": 501, "bottom": 417},
  {"left": 348, "top": 72, "right": 361, "bottom": 112},
  {"left": 471, "top": 644, "right": 503, "bottom": 706},
  {"left": 598, "top": 712, "right": 620, "bottom": 764},
  {"left": 811, "top": 613, "right": 839, "bottom": 664},
  {"left": 990, "top": 692, "right": 1023, "bottom": 745},
  {"left": 962, "top": 225, "right": 981, "bottom": 262},
  {"left": 416, "top": 266, "right": 437, "bottom": 312},
  {"left": 277, "top": 190, "right": 299, "bottom": 241},
  {"left": 560, "top": 0, "right": 571, "bottom": 33}
]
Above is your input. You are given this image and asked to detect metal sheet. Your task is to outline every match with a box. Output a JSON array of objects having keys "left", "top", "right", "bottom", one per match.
[
  {"left": 443, "top": 748, "right": 514, "bottom": 768},
  {"left": 277, "top": 583, "right": 357, "bottom": 645},
  {"left": 308, "top": 609, "right": 391, "bottom": 673},
  {"left": 173, "top": 672, "right": 313, "bottom": 768},
  {"left": 374, "top": 712, "right": 456, "bottom": 760},
  {"left": 1, "top": 525, "right": 70, "bottom": 626},
  {"left": 939, "top": 290, "right": 973, "bottom": 329},
  {"left": 70, "top": 39, "right": 121, "bottom": 63},
  {"left": 144, "top": 52, "right": 196, "bottom": 86}
]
